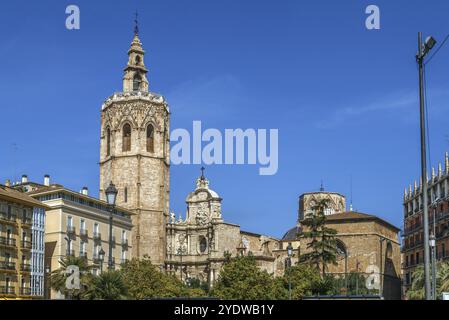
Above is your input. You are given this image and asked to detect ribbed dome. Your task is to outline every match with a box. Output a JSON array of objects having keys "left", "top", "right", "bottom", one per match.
[{"left": 282, "top": 224, "right": 302, "bottom": 241}]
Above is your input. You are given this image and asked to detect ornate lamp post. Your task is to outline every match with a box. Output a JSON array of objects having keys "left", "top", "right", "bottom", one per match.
[
  {"left": 45, "top": 265, "right": 51, "bottom": 299},
  {"left": 105, "top": 182, "right": 118, "bottom": 270},
  {"left": 287, "top": 242, "right": 293, "bottom": 300}
]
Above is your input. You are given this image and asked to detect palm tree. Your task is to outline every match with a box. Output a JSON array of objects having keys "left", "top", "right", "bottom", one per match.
[
  {"left": 50, "top": 256, "right": 94, "bottom": 299},
  {"left": 85, "top": 270, "right": 128, "bottom": 300},
  {"left": 407, "top": 261, "right": 449, "bottom": 299}
]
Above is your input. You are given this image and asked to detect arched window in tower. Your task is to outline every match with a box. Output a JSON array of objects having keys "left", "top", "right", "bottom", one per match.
[
  {"left": 135, "top": 55, "right": 141, "bottom": 65},
  {"left": 133, "top": 74, "right": 141, "bottom": 92},
  {"left": 106, "top": 127, "right": 111, "bottom": 156},
  {"left": 146, "top": 124, "right": 154, "bottom": 153},
  {"left": 122, "top": 123, "right": 132, "bottom": 152}
]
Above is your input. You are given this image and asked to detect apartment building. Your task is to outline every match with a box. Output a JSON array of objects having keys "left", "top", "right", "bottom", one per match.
[
  {"left": 13, "top": 175, "right": 134, "bottom": 298},
  {"left": 402, "top": 152, "right": 449, "bottom": 292},
  {"left": 0, "top": 184, "right": 48, "bottom": 299}
]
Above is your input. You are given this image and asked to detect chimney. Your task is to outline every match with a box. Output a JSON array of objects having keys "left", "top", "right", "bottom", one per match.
[
  {"left": 81, "top": 187, "right": 89, "bottom": 196},
  {"left": 21, "top": 175, "right": 28, "bottom": 184},
  {"left": 5, "top": 179, "right": 11, "bottom": 187},
  {"left": 44, "top": 175, "right": 50, "bottom": 186}
]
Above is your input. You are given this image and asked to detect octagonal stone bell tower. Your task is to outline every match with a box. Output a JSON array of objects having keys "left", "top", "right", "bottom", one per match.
[{"left": 99, "top": 28, "right": 170, "bottom": 265}]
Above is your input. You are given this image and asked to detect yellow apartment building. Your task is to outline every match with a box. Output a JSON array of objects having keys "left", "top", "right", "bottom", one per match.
[{"left": 0, "top": 184, "right": 49, "bottom": 300}]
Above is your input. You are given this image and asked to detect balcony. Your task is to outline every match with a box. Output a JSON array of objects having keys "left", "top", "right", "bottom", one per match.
[
  {"left": 0, "top": 286, "right": 15, "bottom": 295},
  {"left": 19, "top": 287, "right": 31, "bottom": 296},
  {"left": 0, "top": 261, "right": 16, "bottom": 272},
  {"left": 121, "top": 239, "right": 129, "bottom": 248},
  {"left": 66, "top": 225, "right": 76, "bottom": 235},
  {"left": 0, "top": 236, "right": 16, "bottom": 248},
  {"left": 0, "top": 212, "right": 16, "bottom": 224},
  {"left": 93, "top": 232, "right": 101, "bottom": 241},
  {"left": 21, "top": 217, "right": 32, "bottom": 227},
  {"left": 79, "top": 252, "right": 88, "bottom": 260},
  {"left": 21, "top": 240, "right": 32, "bottom": 250},
  {"left": 80, "top": 228, "right": 88, "bottom": 237},
  {"left": 66, "top": 250, "right": 75, "bottom": 257},
  {"left": 20, "top": 263, "right": 32, "bottom": 272}
]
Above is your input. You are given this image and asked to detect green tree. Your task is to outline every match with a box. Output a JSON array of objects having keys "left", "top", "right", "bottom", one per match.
[
  {"left": 211, "top": 254, "right": 287, "bottom": 300},
  {"left": 85, "top": 270, "right": 128, "bottom": 300},
  {"left": 282, "top": 263, "right": 322, "bottom": 299},
  {"left": 50, "top": 256, "right": 94, "bottom": 299},
  {"left": 120, "top": 256, "right": 206, "bottom": 299},
  {"left": 298, "top": 199, "right": 338, "bottom": 276}
]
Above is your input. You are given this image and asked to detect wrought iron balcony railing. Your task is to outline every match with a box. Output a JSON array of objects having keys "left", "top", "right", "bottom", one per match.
[
  {"left": 0, "top": 236, "right": 16, "bottom": 247},
  {"left": 20, "top": 263, "right": 31, "bottom": 272},
  {"left": 0, "top": 261, "right": 16, "bottom": 271},
  {"left": 0, "top": 286, "right": 15, "bottom": 295}
]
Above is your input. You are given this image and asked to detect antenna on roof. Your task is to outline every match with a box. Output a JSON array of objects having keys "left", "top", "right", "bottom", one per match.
[
  {"left": 349, "top": 175, "right": 353, "bottom": 212},
  {"left": 320, "top": 179, "right": 324, "bottom": 192}
]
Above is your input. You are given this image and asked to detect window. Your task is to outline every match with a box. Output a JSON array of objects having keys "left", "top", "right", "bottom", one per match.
[
  {"left": 121, "top": 250, "right": 126, "bottom": 263},
  {"left": 416, "top": 252, "right": 420, "bottom": 264},
  {"left": 199, "top": 236, "right": 207, "bottom": 253},
  {"left": 106, "top": 127, "right": 111, "bottom": 156},
  {"left": 94, "top": 223, "right": 99, "bottom": 236},
  {"left": 133, "top": 74, "right": 141, "bottom": 92},
  {"left": 135, "top": 55, "right": 141, "bottom": 65},
  {"left": 122, "top": 230, "right": 126, "bottom": 242},
  {"left": 122, "top": 124, "right": 131, "bottom": 152},
  {"left": 80, "top": 219, "right": 85, "bottom": 232},
  {"left": 146, "top": 124, "right": 154, "bottom": 153},
  {"left": 443, "top": 243, "right": 446, "bottom": 258}
]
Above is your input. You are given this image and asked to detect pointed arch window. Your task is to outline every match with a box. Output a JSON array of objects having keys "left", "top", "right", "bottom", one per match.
[
  {"left": 122, "top": 124, "right": 132, "bottom": 152},
  {"left": 146, "top": 124, "right": 154, "bottom": 153},
  {"left": 135, "top": 55, "right": 141, "bottom": 65},
  {"left": 133, "top": 74, "right": 141, "bottom": 92},
  {"left": 106, "top": 127, "right": 111, "bottom": 156},
  {"left": 124, "top": 187, "right": 128, "bottom": 203}
]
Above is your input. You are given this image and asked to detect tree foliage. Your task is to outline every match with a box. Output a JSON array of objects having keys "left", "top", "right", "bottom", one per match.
[
  {"left": 407, "top": 261, "right": 449, "bottom": 300},
  {"left": 211, "top": 254, "right": 287, "bottom": 300},
  {"left": 298, "top": 199, "right": 338, "bottom": 276},
  {"left": 84, "top": 270, "right": 128, "bottom": 300},
  {"left": 120, "top": 256, "right": 206, "bottom": 299},
  {"left": 282, "top": 263, "right": 323, "bottom": 299},
  {"left": 50, "top": 256, "right": 94, "bottom": 299}
]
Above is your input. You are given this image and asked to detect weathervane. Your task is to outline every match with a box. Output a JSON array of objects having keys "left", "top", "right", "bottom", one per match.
[{"left": 134, "top": 10, "right": 139, "bottom": 35}]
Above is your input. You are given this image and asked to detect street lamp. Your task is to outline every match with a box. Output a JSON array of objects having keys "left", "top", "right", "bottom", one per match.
[
  {"left": 105, "top": 181, "right": 118, "bottom": 270},
  {"left": 45, "top": 265, "right": 51, "bottom": 300},
  {"left": 98, "top": 248, "right": 105, "bottom": 273},
  {"left": 430, "top": 233, "right": 437, "bottom": 300},
  {"left": 287, "top": 242, "right": 293, "bottom": 300},
  {"left": 416, "top": 32, "right": 437, "bottom": 300}
]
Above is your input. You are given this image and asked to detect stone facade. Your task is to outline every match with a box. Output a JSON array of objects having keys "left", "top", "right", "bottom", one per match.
[
  {"left": 166, "top": 173, "right": 279, "bottom": 286},
  {"left": 99, "top": 32, "right": 170, "bottom": 264},
  {"left": 298, "top": 190, "right": 346, "bottom": 221}
]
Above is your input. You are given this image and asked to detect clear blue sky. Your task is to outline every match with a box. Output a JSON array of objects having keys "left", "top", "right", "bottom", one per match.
[{"left": 1, "top": 0, "right": 449, "bottom": 238}]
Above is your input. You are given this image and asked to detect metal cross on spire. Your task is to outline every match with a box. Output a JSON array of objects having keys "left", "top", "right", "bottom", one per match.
[
  {"left": 200, "top": 166, "right": 205, "bottom": 180},
  {"left": 320, "top": 180, "right": 324, "bottom": 192},
  {"left": 134, "top": 11, "right": 139, "bottom": 35}
]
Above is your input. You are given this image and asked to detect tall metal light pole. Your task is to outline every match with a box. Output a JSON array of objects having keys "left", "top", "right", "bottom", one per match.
[
  {"left": 287, "top": 242, "right": 293, "bottom": 300},
  {"left": 105, "top": 182, "right": 118, "bottom": 271},
  {"left": 429, "top": 233, "right": 437, "bottom": 299},
  {"left": 416, "top": 32, "right": 437, "bottom": 300}
]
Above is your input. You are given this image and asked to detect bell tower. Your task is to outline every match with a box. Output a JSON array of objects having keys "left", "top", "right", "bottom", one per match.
[{"left": 99, "top": 25, "right": 170, "bottom": 265}]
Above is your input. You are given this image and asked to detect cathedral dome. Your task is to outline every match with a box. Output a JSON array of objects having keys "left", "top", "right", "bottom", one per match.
[{"left": 281, "top": 224, "right": 302, "bottom": 241}]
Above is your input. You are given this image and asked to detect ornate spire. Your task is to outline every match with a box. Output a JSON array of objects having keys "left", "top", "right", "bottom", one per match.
[
  {"left": 444, "top": 152, "right": 449, "bottom": 174},
  {"left": 409, "top": 184, "right": 412, "bottom": 196},
  {"left": 414, "top": 180, "right": 418, "bottom": 193},
  {"left": 439, "top": 162, "right": 443, "bottom": 177},
  {"left": 432, "top": 167, "right": 436, "bottom": 180},
  {"left": 404, "top": 187, "right": 408, "bottom": 200},
  {"left": 123, "top": 20, "right": 149, "bottom": 93},
  {"left": 196, "top": 167, "right": 210, "bottom": 189}
]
